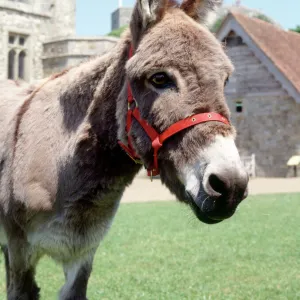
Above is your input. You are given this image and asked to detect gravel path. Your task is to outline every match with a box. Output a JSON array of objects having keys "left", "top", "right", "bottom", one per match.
[{"left": 121, "top": 171, "right": 300, "bottom": 203}]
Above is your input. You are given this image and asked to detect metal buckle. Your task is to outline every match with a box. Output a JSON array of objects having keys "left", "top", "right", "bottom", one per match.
[{"left": 128, "top": 99, "right": 138, "bottom": 110}]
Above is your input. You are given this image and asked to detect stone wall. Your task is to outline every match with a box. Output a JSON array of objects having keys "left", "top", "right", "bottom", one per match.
[
  {"left": 0, "top": 1, "right": 51, "bottom": 81},
  {"left": 225, "top": 44, "right": 300, "bottom": 177},
  {"left": 0, "top": 0, "right": 77, "bottom": 81},
  {"left": 42, "top": 36, "right": 118, "bottom": 77},
  {"left": 0, "top": 0, "right": 119, "bottom": 81},
  {"left": 47, "top": 0, "right": 76, "bottom": 38},
  {"left": 111, "top": 7, "right": 133, "bottom": 31}
]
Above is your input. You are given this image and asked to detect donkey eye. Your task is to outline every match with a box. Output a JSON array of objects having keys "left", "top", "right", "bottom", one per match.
[{"left": 149, "top": 73, "right": 175, "bottom": 89}]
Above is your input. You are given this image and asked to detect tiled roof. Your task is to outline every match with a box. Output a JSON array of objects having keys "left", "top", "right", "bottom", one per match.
[{"left": 231, "top": 11, "right": 300, "bottom": 94}]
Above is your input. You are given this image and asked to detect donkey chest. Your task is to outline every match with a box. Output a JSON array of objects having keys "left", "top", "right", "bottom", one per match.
[{"left": 27, "top": 198, "right": 121, "bottom": 262}]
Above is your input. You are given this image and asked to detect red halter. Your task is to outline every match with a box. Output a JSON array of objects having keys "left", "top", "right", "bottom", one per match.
[{"left": 118, "top": 46, "right": 230, "bottom": 178}]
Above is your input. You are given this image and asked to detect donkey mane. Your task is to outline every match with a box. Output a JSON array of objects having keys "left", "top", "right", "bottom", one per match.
[{"left": 13, "top": 69, "right": 71, "bottom": 156}]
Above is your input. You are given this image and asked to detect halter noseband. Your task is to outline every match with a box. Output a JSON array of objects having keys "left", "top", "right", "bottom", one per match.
[{"left": 118, "top": 46, "right": 230, "bottom": 178}]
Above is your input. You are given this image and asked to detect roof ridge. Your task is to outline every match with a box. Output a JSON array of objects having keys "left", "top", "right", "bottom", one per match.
[
  {"left": 230, "top": 10, "right": 282, "bottom": 30},
  {"left": 229, "top": 11, "right": 300, "bottom": 95}
]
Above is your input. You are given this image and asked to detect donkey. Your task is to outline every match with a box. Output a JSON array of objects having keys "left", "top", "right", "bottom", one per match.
[{"left": 0, "top": 0, "right": 249, "bottom": 299}]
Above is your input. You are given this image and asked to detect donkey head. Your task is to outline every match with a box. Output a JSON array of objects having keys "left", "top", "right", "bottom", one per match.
[{"left": 119, "top": 0, "right": 249, "bottom": 224}]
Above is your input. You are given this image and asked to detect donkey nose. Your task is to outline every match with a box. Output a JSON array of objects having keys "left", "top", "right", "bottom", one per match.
[
  {"left": 208, "top": 174, "right": 228, "bottom": 196},
  {"left": 205, "top": 168, "right": 249, "bottom": 203}
]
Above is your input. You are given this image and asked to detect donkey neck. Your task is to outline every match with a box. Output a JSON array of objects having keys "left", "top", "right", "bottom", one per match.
[
  {"left": 66, "top": 33, "right": 142, "bottom": 201},
  {"left": 87, "top": 35, "right": 132, "bottom": 146}
]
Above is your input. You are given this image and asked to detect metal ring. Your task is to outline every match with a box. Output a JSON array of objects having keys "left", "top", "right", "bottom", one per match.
[
  {"left": 207, "top": 114, "right": 212, "bottom": 118},
  {"left": 192, "top": 118, "right": 196, "bottom": 122}
]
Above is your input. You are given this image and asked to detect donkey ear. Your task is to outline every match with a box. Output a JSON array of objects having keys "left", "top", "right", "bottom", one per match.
[
  {"left": 138, "top": 0, "right": 169, "bottom": 28},
  {"left": 180, "top": 0, "right": 222, "bottom": 24},
  {"left": 130, "top": 0, "right": 169, "bottom": 48}
]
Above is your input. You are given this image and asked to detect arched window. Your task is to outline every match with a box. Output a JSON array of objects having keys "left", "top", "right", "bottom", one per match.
[
  {"left": 18, "top": 51, "right": 26, "bottom": 80},
  {"left": 7, "top": 33, "right": 28, "bottom": 81},
  {"left": 8, "top": 49, "right": 16, "bottom": 80}
]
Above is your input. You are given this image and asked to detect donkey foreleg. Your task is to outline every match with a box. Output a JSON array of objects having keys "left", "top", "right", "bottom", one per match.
[
  {"left": 5, "top": 239, "right": 40, "bottom": 300},
  {"left": 59, "top": 248, "right": 96, "bottom": 300},
  {"left": 1, "top": 245, "right": 10, "bottom": 291}
]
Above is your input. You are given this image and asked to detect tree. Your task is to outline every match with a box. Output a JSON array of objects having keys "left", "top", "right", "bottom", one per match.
[
  {"left": 290, "top": 26, "right": 300, "bottom": 33},
  {"left": 254, "top": 13, "right": 274, "bottom": 24},
  {"left": 107, "top": 26, "right": 128, "bottom": 38},
  {"left": 210, "top": 17, "right": 224, "bottom": 33}
]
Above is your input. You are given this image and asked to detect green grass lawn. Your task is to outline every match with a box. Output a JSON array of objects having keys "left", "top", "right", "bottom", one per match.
[{"left": 0, "top": 194, "right": 299, "bottom": 299}]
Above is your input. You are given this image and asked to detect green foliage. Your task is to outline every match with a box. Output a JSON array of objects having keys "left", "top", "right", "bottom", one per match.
[
  {"left": 1, "top": 194, "right": 299, "bottom": 299},
  {"left": 210, "top": 17, "right": 224, "bottom": 33},
  {"left": 107, "top": 25, "right": 128, "bottom": 38},
  {"left": 290, "top": 25, "right": 300, "bottom": 33},
  {"left": 254, "top": 13, "right": 274, "bottom": 24}
]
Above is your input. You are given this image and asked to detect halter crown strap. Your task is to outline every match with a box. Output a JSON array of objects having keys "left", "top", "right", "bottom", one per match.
[{"left": 118, "top": 45, "right": 230, "bottom": 178}]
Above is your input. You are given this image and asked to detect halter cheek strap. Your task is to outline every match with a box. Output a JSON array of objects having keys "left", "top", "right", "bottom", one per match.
[{"left": 118, "top": 46, "right": 230, "bottom": 178}]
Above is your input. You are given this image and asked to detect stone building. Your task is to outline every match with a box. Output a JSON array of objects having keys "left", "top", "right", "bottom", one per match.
[
  {"left": 111, "top": 7, "right": 133, "bottom": 31},
  {"left": 0, "top": 0, "right": 118, "bottom": 81},
  {"left": 42, "top": 36, "right": 118, "bottom": 78},
  {"left": 218, "top": 12, "right": 300, "bottom": 177}
]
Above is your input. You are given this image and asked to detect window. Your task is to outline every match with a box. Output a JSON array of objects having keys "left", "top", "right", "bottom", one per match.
[
  {"left": 236, "top": 100, "right": 243, "bottom": 113},
  {"left": 19, "top": 37, "right": 25, "bottom": 46},
  {"left": 18, "top": 51, "right": 26, "bottom": 79},
  {"left": 8, "top": 50, "right": 16, "bottom": 80},
  {"left": 7, "top": 33, "right": 28, "bottom": 81},
  {"left": 223, "top": 31, "right": 245, "bottom": 48},
  {"left": 9, "top": 35, "right": 15, "bottom": 44}
]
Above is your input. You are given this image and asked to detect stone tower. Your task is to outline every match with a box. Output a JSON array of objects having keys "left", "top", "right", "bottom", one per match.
[
  {"left": 111, "top": 7, "right": 133, "bottom": 31},
  {"left": 47, "top": 0, "right": 76, "bottom": 38}
]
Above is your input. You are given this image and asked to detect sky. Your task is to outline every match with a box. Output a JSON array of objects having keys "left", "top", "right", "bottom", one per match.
[{"left": 76, "top": 0, "right": 300, "bottom": 36}]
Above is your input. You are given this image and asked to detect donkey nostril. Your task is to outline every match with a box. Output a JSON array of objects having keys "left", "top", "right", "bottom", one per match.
[{"left": 208, "top": 174, "right": 228, "bottom": 196}]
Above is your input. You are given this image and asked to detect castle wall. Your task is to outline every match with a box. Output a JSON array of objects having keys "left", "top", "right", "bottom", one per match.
[
  {"left": 0, "top": 1, "right": 51, "bottom": 80},
  {"left": 42, "top": 36, "right": 118, "bottom": 77},
  {"left": 0, "top": 0, "right": 76, "bottom": 81}
]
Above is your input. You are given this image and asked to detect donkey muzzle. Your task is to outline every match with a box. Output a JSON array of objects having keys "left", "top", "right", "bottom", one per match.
[{"left": 189, "top": 164, "right": 249, "bottom": 224}]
